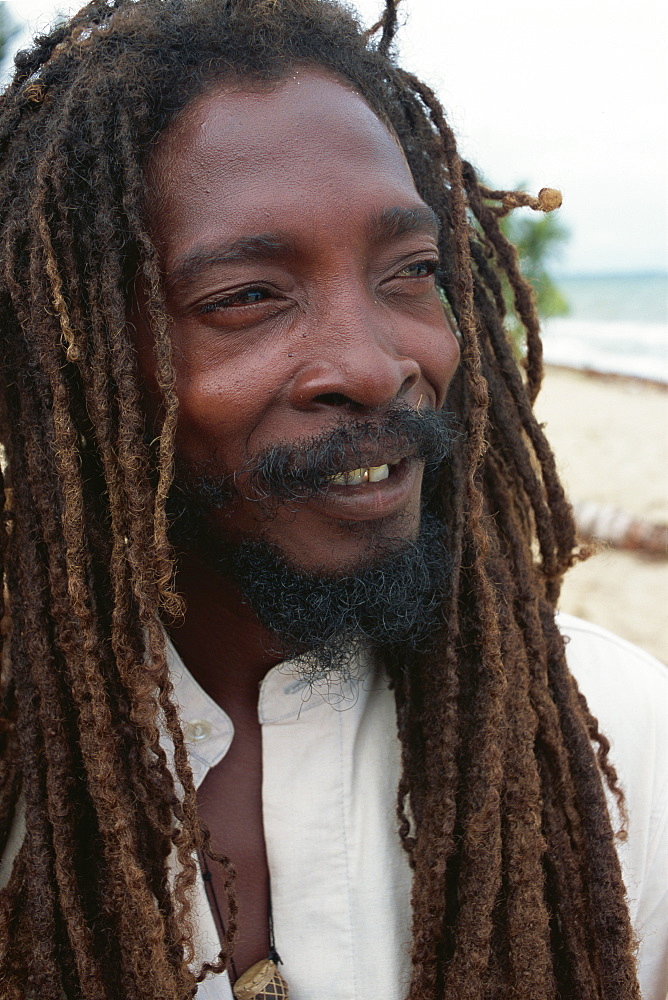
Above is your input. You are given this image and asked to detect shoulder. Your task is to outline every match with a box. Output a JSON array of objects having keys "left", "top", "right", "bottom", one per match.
[
  {"left": 557, "top": 609, "right": 667, "bottom": 676},
  {"left": 556, "top": 610, "right": 667, "bottom": 838},
  {"left": 558, "top": 608, "right": 667, "bottom": 700},
  {"left": 556, "top": 611, "right": 667, "bottom": 823},
  {"left": 557, "top": 611, "right": 668, "bottom": 762},
  {"left": 557, "top": 613, "right": 668, "bottom": 999}
]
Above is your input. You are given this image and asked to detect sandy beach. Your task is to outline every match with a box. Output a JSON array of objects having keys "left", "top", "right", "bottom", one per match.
[{"left": 535, "top": 365, "right": 668, "bottom": 664}]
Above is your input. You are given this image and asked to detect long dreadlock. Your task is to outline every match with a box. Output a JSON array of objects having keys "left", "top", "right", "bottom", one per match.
[{"left": 0, "top": 1, "right": 639, "bottom": 997}]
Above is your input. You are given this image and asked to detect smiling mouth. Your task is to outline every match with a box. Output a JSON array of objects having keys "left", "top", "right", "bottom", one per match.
[
  {"left": 324, "top": 459, "right": 401, "bottom": 486},
  {"left": 307, "top": 456, "right": 421, "bottom": 523}
]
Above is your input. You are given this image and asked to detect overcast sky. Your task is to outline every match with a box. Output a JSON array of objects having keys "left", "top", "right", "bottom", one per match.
[{"left": 3, "top": 0, "right": 667, "bottom": 275}]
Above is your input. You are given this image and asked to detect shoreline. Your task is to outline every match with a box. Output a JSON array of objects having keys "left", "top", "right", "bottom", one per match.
[{"left": 543, "top": 362, "right": 668, "bottom": 393}]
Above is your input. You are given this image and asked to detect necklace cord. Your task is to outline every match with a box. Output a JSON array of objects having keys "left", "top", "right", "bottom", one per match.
[
  {"left": 199, "top": 850, "right": 283, "bottom": 978},
  {"left": 200, "top": 850, "right": 240, "bottom": 982}
]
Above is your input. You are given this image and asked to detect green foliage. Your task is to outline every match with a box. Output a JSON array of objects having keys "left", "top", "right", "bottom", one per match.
[
  {"left": 493, "top": 187, "right": 570, "bottom": 356},
  {"left": 500, "top": 195, "right": 570, "bottom": 357},
  {"left": 500, "top": 207, "right": 570, "bottom": 320}
]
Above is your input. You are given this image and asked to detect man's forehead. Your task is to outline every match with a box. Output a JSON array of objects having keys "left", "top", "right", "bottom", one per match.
[
  {"left": 149, "top": 64, "right": 384, "bottom": 155},
  {"left": 145, "top": 68, "right": 411, "bottom": 197},
  {"left": 143, "top": 66, "right": 427, "bottom": 266}
]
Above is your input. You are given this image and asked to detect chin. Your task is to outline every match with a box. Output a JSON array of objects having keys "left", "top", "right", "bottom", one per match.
[
  {"left": 255, "top": 508, "right": 423, "bottom": 579},
  {"left": 215, "top": 509, "right": 451, "bottom": 675}
]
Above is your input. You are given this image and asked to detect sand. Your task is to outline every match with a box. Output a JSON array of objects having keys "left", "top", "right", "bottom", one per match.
[{"left": 534, "top": 366, "right": 668, "bottom": 664}]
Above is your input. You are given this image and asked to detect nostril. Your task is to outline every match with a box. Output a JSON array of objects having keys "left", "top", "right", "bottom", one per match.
[
  {"left": 313, "top": 392, "right": 354, "bottom": 407},
  {"left": 399, "top": 373, "right": 419, "bottom": 397}
]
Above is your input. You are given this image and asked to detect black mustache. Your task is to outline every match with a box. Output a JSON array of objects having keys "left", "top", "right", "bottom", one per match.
[
  {"left": 170, "top": 405, "right": 461, "bottom": 516},
  {"left": 243, "top": 404, "right": 460, "bottom": 503}
]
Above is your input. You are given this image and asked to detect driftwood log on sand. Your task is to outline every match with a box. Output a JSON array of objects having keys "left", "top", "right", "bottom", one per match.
[{"left": 573, "top": 500, "right": 668, "bottom": 558}]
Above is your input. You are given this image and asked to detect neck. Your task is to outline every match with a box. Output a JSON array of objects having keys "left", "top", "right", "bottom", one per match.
[{"left": 169, "top": 550, "right": 283, "bottom": 714}]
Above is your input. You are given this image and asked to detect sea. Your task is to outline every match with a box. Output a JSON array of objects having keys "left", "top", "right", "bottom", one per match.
[{"left": 540, "top": 273, "right": 668, "bottom": 384}]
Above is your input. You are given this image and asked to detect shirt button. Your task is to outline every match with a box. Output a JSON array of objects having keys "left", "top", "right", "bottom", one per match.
[{"left": 183, "top": 719, "right": 212, "bottom": 742}]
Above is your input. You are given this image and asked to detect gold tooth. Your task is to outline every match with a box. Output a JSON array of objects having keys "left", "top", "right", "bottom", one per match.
[{"left": 327, "top": 464, "right": 393, "bottom": 485}]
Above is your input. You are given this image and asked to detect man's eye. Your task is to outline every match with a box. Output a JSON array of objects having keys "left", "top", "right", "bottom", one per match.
[
  {"left": 200, "top": 287, "right": 271, "bottom": 313},
  {"left": 397, "top": 259, "right": 438, "bottom": 278}
]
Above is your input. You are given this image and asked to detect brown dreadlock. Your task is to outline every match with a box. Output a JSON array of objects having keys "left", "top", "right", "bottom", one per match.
[{"left": 0, "top": 1, "right": 640, "bottom": 997}]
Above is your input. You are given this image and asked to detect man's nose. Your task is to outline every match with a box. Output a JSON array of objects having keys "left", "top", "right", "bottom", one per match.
[{"left": 288, "top": 309, "right": 421, "bottom": 412}]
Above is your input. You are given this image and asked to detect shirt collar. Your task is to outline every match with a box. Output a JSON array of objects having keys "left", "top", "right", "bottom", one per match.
[
  {"left": 165, "top": 634, "right": 234, "bottom": 788},
  {"left": 165, "top": 633, "right": 373, "bottom": 785},
  {"left": 258, "top": 654, "right": 375, "bottom": 724}
]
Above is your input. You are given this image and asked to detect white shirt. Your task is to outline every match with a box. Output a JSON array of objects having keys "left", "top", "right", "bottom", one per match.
[
  {"left": 171, "top": 613, "right": 668, "bottom": 1000},
  {"left": 1, "top": 615, "right": 666, "bottom": 998}
]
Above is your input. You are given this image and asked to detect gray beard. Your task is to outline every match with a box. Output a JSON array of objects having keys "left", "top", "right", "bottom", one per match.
[
  {"left": 173, "top": 509, "right": 451, "bottom": 684},
  {"left": 167, "top": 403, "right": 458, "bottom": 681}
]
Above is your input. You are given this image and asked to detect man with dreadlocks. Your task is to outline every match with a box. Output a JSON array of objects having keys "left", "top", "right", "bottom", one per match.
[{"left": 0, "top": 0, "right": 666, "bottom": 998}]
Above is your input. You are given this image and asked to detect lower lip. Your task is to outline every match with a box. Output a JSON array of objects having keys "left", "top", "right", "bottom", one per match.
[{"left": 309, "top": 458, "right": 420, "bottom": 522}]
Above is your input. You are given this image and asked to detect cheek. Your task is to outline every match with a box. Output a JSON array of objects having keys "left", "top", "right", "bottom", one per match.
[
  {"left": 171, "top": 348, "right": 291, "bottom": 465},
  {"left": 174, "top": 377, "right": 255, "bottom": 465}
]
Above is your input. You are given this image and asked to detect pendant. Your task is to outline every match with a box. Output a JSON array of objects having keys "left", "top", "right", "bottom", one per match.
[{"left": 232, "top": 958, "right": 290, "bottom": 999}]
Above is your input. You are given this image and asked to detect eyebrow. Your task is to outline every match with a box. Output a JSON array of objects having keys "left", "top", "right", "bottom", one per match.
[
  {"left": 168, "top": 234, "right": 294, "bottom": 289},
  {"left": 166, "top": 204, "right": 441, "bottom": 289},
  {"left": 367, "top": 205, "right": 441, "bottom": 244}
]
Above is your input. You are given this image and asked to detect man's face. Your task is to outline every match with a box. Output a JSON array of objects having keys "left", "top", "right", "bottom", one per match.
[{"left": 137, "top": 67, "right": 460, "bottom": 575}]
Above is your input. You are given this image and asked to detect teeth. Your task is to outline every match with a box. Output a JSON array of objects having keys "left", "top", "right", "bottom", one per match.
[
  {"left": 344, "top": 469, "right": 366, "bottom": 485},
  {"left": 368, "top": 464, "right": 390, "bottom": 482},
  {"left": 327, "top": 464, "right": 390, "bottom": 486}
]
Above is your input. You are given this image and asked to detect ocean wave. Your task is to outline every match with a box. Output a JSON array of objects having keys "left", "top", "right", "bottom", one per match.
[{"left": 540, "top": 318, "right": 668, "bottom": 383}]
